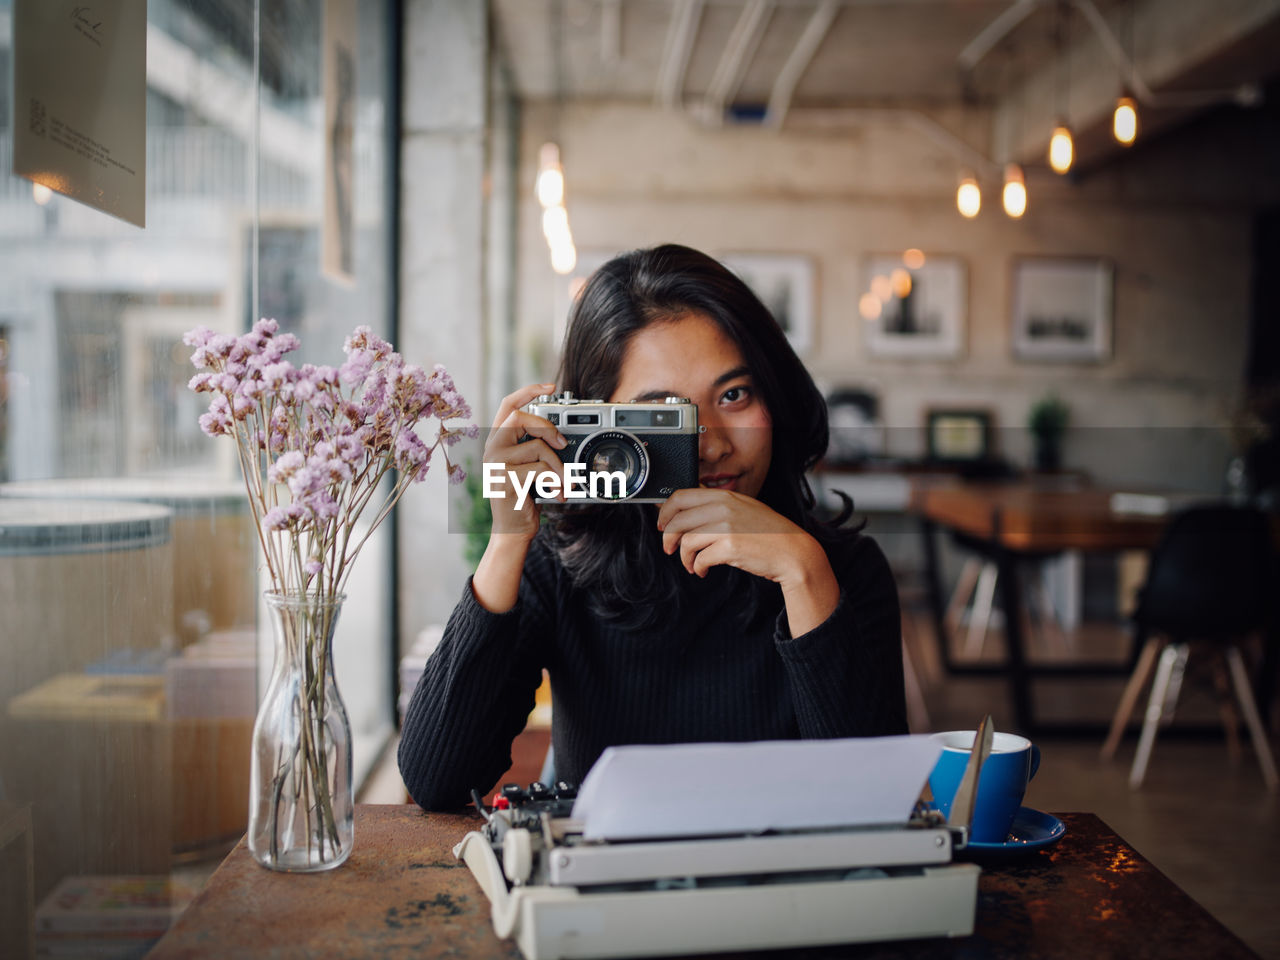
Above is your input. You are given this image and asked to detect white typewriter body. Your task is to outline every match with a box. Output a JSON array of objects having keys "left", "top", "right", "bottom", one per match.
[{"left": 452, "top": 737, "right": 983, "bottom": 960}]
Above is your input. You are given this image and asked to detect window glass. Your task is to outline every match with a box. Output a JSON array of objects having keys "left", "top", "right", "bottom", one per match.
[{"left": 0, "top": 0, "right": 395, "bottom": 949}]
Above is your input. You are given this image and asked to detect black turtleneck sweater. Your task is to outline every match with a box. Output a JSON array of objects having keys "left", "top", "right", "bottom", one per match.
[{"left": 398, "top": 529, "right": 907, "bottom": 810}]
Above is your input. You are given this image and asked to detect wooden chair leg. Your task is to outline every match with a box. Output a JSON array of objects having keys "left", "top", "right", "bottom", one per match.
[
  {"left": 1130, "top": 642, "right": 1188, "bottom": 789},
  {"left": 1225, "top": 645, "right": 1279, "bottom": 791},
  {"left": 1101, "top": 635, "right": 1161, "bottom": 760},
  {"left": 1029, "top": 568, "right": 1070, "bottom": 657},
  {"left": 945, "top": 557, "right": 981, "bottom": 637},
  {"left": 1212, "top": 656, "right": 1242, "bottom": 765},
  {"left": 1160, "top": 643, "right": 1189, "bottom": 726},
  {"left": 964, "top": 562, "right": 998, "bottom": 659}
]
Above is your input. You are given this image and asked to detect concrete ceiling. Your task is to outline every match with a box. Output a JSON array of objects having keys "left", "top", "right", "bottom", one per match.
[{"left": 491, "top": 0, "right": 1280, "bottom": 174}]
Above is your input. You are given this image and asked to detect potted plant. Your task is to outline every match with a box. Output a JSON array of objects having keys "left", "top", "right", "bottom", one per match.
[{"left": 1028, "top": 394, "right": 1070, "bottom": 472}]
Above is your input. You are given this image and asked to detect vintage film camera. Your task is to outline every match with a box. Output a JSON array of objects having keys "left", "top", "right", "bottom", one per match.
[{"left": 522, "top": 392, "right": 699, "bottom": 503}]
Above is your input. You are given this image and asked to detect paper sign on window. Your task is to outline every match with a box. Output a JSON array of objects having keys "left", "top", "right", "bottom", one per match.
[{"left": 12, "top": 1, "right": 148, "bottom": 228}]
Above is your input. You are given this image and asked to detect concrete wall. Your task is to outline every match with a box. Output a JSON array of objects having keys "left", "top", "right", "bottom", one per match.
[
  {"left": 512, "top": 99, "right": 1262, "bottom": 492},
  {"left": 397, "top": 0, "right": 488, "bottom": 641}
]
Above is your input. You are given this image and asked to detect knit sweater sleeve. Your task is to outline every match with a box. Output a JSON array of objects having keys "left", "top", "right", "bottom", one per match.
[
  {"left": 397, "top": 540, "right": 556, "bottom": 810},
  {"left": 774, "top": 534, "right": 909, "bottom": 738}
]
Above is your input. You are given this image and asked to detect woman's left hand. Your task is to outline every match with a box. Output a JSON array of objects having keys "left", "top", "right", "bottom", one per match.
[
  {"left": 656, "top": 489, "right": 840, "bottom": 635},
  {"left": 656, "top": 488, "right": 806, "bottom": 581}
]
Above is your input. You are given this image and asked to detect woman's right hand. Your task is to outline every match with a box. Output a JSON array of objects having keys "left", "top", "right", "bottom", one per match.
[
  {"left": 472, "top": 383, "right": 567, "bottom": 613},
  {"left": 483, "top": 382, "right": 568, "bottom": 541}
]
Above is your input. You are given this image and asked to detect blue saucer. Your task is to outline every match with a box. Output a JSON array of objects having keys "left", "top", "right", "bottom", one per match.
[{"left": 963, "top": 807, "right": 1066, "bottom": 857}]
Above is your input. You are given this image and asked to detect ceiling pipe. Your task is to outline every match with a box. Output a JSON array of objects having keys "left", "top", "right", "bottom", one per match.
[
  {"left": 700, "top": 0, "right": 774, "bottom": 124},
  {"left": 778, "top": 106, "right": 1002, "bottom": 177},
  {"left": 961, "top": 0, "right": 1261, "bottom": 111},
  {"left": 656, "top": 0, "right": 704, "bottom": 108},
  {"left": 601, "top": 0, "right": 622, "bottom": 67},
  {"left": 957, "top": 0, "right": 1038, "bottom": 72},
  {"left": 1071, "top": 0, "right": 1260, "bottom": 109},
  {"left": 763, "top": 0, "right": 841, "bottom": 130}
]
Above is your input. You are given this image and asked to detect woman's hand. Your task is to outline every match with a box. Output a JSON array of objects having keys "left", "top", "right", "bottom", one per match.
[
  {"left": 656, "top": 489, "right": 840, "bottom": 636},
  {"left": 472, "top": 383, "right": 567, "bottom": 613},
  {"left": 483, "top": 383, "right": 568, "bottom": 539}
]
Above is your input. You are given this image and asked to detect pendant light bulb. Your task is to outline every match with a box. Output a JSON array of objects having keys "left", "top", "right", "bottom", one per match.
[
  {"left": 542, "top": 205, "right": 570, "bottom": 243},
  {"left": 536, "top": 142, "right": 565, "bottom": 207},
  {"left": 550, "top": 241, "right": 577, "bottom": 275},
  {"left": 956, "top": 173, "right": 981, "bottom": 219},
  {"left": 1048, "top": 124, "right": 1074, "bottom": 174},
  {"left": 1112, "top": 96, "right": 1138, "bottom": 145},
  {"left": 1001, "top": 163, "right": 1027, "bottom": 219}
]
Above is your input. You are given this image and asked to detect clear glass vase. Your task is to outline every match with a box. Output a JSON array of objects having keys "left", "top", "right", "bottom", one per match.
[{"left": 249, "top": 591, "right": 353, "bottom": 871}]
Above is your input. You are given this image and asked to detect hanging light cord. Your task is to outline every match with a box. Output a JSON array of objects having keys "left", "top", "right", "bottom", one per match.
[
  {"left": 552, "top": 0, "right": 565, "bottom": 142},
  {"left": 1073, "top": 0, "right": 1259, "bottom": 109},
  {"left": 1055, "top": 1, "right": 1070, "bottom": 121}
]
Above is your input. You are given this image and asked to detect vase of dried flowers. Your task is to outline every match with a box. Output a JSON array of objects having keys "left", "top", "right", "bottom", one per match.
[
  {"left": 251, "top": 591, "right": 352, "bottom": 870},
  {"left": 185, "top": 319, "right": 474, "bottom": 871}
]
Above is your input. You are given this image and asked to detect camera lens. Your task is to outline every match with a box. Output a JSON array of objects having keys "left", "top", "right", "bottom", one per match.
[{"left": 575, "top": 430, "right": 649, "bottom": 499}]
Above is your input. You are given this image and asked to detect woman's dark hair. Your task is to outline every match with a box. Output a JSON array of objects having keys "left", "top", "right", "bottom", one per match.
[{"left": 545, "top": 243, "right": 857, "bottom": 626}]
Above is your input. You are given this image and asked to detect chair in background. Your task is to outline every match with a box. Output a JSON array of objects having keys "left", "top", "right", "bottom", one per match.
[
  {"left": 942, "top": 460, "right": 1080, "bottom": 660},
  {"left": 944, "top": 539, "right": 1071, "bottom": 659},
  {"left": 1100, "top": 504, "right": 1278, "bottom": 790},
  {"left": 936, "top": 458, "right": 1071, "bottom": 661}
]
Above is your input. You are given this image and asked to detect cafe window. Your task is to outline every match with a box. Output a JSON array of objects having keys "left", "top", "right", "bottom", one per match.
[{"left": 0, "top": 0, "right": 398, "bottom": 951}]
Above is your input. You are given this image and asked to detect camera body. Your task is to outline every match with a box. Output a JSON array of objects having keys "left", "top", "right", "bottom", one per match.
[{"left": 522, "top": 392, "right": 699, "bottom": 503}]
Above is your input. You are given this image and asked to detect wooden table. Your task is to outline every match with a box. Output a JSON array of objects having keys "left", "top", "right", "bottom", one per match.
[
  {"left": 147, "top": 804, "right": 1259, "bottom": 959},
  {"left": 909, "top": 480, "right": 1172, "bottom": 735}
]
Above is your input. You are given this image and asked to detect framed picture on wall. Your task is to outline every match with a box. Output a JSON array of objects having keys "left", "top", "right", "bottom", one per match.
[
  {"left": 720, "top": 253, "right": 815, "bottom": 354},
  {"left": 925, "top": 408, "right": 993, "bottom": 462},
  {"left": 863, "top": 254, "right": 966, "bottom": 359},
  {"left": 1011, "top": 257, "right": 1113, "bottom": 362}
]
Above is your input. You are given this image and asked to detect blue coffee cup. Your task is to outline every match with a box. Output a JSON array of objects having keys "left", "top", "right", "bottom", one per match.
[{"left": 928, "top": 730, "right": 1041, "bottom": 844}]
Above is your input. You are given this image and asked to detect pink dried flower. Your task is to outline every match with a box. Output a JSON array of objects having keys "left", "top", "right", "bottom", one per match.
[
  {"left": 339, "top": 350, "right": 374, "bottom": 386},
  {"left": 343, "top": 326, "right": 391, "bottom": 360},
  {"left": 394, "top": 430, "right": 431, "bottom": 482},
  {"left": 263, "top": 505, "right": 305, "bottom": 531},
  {"left": 183, "top": 327, "right": 216, "bottom": 348},
  {"left": 208, "top": 333, "right": 237, "bottom": 358},
  {"left": 185, "top": 320, "right": 475, "bottom": 597},
  {"left": 268, "top": 451, "right": 305, "bottom": 484},
  {"left": 334, "top": 434, "right": 364, "bottom": 462},
  {"left": 261, "top": 362, "right": 295, "bottom": 391},
  {"left": 198, "top": 394, "right": 234, "bottom": 436}
]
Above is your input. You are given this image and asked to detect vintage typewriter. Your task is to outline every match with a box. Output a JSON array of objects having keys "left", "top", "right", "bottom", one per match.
[{"left": 453, "top": 733, "right": 989, "bottom": 960}]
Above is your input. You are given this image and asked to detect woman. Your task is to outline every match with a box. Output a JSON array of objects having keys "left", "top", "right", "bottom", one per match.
[{"left": 399, "top": 244, "right": 907, "bottom": 809}]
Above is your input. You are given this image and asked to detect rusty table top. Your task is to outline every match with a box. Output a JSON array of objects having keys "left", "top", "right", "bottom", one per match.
[{"left": 147, "top": 805, "right": 1257, "bottom": 960}]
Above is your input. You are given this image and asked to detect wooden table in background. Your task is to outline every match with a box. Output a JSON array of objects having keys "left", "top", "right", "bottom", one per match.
[
  {"left": 909, "top": 480, "right": 1172, "bottom": 735},
  {"left": 148, "top": 804, "right": 1259, "bottom": 959}
]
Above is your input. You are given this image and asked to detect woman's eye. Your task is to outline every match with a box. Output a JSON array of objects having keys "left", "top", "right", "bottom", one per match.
[{"left": 721, "top": 386, "right": 751, "bottom": 405}]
